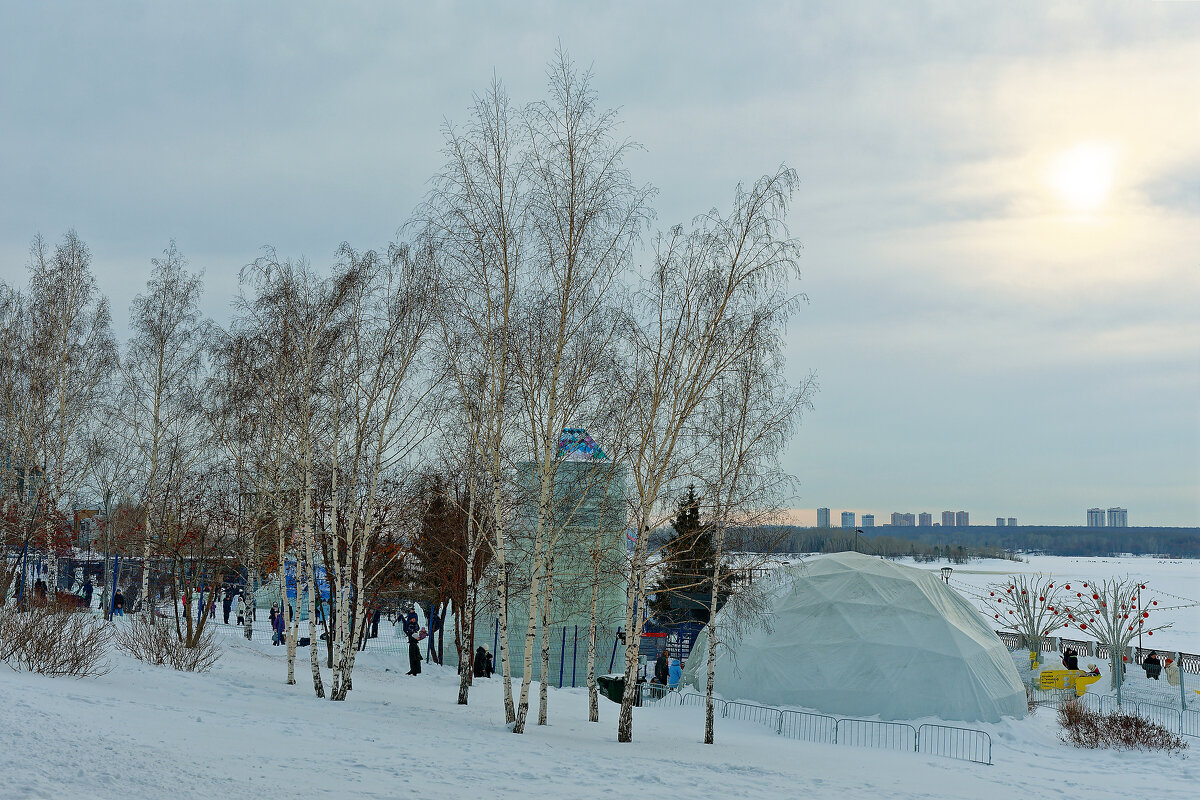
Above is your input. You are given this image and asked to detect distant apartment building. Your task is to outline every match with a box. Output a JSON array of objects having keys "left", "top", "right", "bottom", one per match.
[
  {"left": 1087, "top": 507, "right": 1105, "bottom": 527},
  {"left": 996, "top": 517, "right": 1006, "bottom": 526},
  {"left": 1007, "top": 517, "right": 1017, "bottom": 527},
  {"left": 841, "top": 511, "right": 855, "bottom": 529},
  {"left": 861, "top": 514, "right": 874, "bottom": 528},
  {"left": 941, "top": 511, "right": 955, "bottom": 527},
  {"left": 918, "top": 512, "right": 932, "bottom": 527},
  {"left": 1107, "top": 507, "right": 1128, "bottom": 528},
  {"left": 817, "top": 507, "right": 831, "bottom": 528},
  {"left": 890, "top": 512, "right": 916, "bottom": 526},
  {"left": 955, "top": 511, "right": 969, "bottom": 527}
]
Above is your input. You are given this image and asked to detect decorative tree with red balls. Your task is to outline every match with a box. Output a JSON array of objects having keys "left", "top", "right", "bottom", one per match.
[
  {"left": 984, "top": 575, "right": 1069, "bottom": 669},
  {"left": 1058, "top": 577, "right": 1171, "bottom": 697}
]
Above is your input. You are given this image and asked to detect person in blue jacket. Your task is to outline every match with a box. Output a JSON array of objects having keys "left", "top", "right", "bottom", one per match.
[{"left": 668, "top": 654, "right": 682, "bottom": 689}]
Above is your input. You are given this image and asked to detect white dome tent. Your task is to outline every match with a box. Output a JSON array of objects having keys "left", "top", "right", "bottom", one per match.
[{"left": 684, "top": 551, "right": 1026, "bottom": 723}]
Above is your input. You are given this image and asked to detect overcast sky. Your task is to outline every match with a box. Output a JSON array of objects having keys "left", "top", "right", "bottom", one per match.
[{"left": 2, "top": 1, "right": 1197, "bottom": 526}]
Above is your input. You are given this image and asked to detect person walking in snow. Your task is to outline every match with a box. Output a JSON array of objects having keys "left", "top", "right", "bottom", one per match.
[
  {"left": 222, "top": 589, "right": 233, "bottom": 624},
  {"left": 473, "top": 645, "right": 489, "bottom": 678},
  {"left": 406, "top": 627, "right": 425, "bottom": 676},
  {"left": 668, "top": 655, "right": 682, "bottom": 690},
  {"left": 113, "top": 589, "right": 125, "bottom": 616},
  {"left": 236, "top": 593, "right": 247, "bottom": 626},
  {"left": 82, "top": 577, "right": 94, "bottom": 609},
  {"left": 653, "top": 649, "right": 670, "bottom": 685},
  {"left": 270, "top": 605, "right": 281, "bottom": 645}
]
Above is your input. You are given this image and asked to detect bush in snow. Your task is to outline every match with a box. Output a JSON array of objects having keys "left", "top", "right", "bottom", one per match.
[
  {"left": 0, "top": 599, "right": 111, "bottom": 677},
  {"left": 1058, "top": 702, "right": 1186, "bottom": 754},
  {"left": 115, "top": 614, "right": 221, "bottom": 672}
]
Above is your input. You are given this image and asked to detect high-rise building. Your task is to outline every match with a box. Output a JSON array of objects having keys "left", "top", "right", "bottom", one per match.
[
  {"left": 955, "top": 511, "right": 969, "bottom": 527},
  {"left": 817, "top": 507, "right": 831, "bottom": 528},
  {"left": 861, "top": 514, "right": 874, "bottom": 528},
  {"left": 841, "top": 511, "right": 855, "bottom": 529},
  {"left": 1087, "top": 508, "right": 1106, "bottom": 527},
  {"left": 890, "top": 512, "right": 915, "bottom": 526},
  {"left": 918, "top": 512, "right": 932, "bottom": 527},
  {"left": 996, "top": 517, "right": 1006, "bottom": 526},
  {"left": 1107, "top": 507, "right": 1128, "bottom": 528},
  {"left": 1007, "top": 517, "right": 1017, "bottom": 527},
  {"left": 941, "top": 511, "right": 955, "bottom": 527}
]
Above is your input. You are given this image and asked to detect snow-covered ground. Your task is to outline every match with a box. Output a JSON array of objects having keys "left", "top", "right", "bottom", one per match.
[{"left": 1, "top": 624, "right": 1194, "bottom": 799}]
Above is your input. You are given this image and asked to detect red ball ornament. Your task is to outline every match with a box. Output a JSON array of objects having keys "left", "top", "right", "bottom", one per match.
[
  {"left": 1080, "top": 623, "right": 1087, "bottom": 630},
  {"left": 1148, "top": 631, "right": 1153, "bottom": 636},
  {"left": 1129, "top": 626, "right": 1134, "bottom": 631},
  {"left": 1039, "top": 597, "right": 1045, "bottom": 601},
  {"left": 1152, "top": 601, "right": 1157, "bottom": 606},
  {"left": 1123, "top": 655, "right": 1128, "bottom": 662},
  {"left": 1065, "top": 584, "right": 1071, "bottom": 589},
  {"left": 1143, "top": 612, "right": 1149, "bottom": 618},
  {"left": 1141, "top": 585, "right": 1146, "bottom": 590},
  {"left": 990, "top": 592, "right": 994, "bottom": 596},
  {"left": 1021, "top": 590, "right": 1027, "bottom": 595},
  {"left": 994, "top": 614, "right": 999, "bottom": 619},
  {"left": 1092, "top": 594, "right": 1099, "bottom": 600},
  {"left": 1083, "top": 583, "right": 1088, "bottom": 588}
]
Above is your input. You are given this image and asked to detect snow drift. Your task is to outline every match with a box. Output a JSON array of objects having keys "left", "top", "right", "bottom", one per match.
[{"left": 684, "top": 551, "right": 1026, "bottom": 722}]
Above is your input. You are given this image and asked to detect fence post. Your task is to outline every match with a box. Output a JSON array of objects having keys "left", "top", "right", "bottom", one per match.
[
  {"left": 1180, "top": 651, "right": 1188, "bottom": 711},
  {"left": 109, "top": 554, "right": 120, "bottom": 618},
  {"left": 609, "top": 629, "right": 620, "bottom": 673},
  {"left": 17, "top": 542, "right": 27, "bottom": 603},
  {"left": 559, "top": 627, "right": 566, "bottom": 688},
  {"left": 572, "top": 625, "right": 578, "bottom": 688}
]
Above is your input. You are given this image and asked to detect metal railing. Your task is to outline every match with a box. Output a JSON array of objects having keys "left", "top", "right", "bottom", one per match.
[
  {"left": 778, "top": 710, "right": 837, "bottom": 744},
  {"left": 724, "top": 701, "right": 784, "bottom": 729},
  {"left": 918, "top": 724, "right": 992, "bottom": 765},
  {"left": 995, "top": 630, "right": 1200, "bottom": 675},
  {"left": 836, "top": 719, "right": 916, "bottom": 752},
  {"left": 660, "top": 693, "right": 992, "bottom": 765}
]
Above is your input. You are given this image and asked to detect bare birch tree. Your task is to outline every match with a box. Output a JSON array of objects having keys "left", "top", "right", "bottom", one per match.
[
  {"left": 615, "top": 168, "right": 802, "bottom": 743},
  {"left": 120, "top": 241, "right": 211, "bottom": 621},
  {"left": 508, "top": 50, "right": 651, "bottom": 733},
  {"left": 25, "top": 232, "right": 116, "bottom": 597},
  {"left": 697, "top": 351, "right": 813, "bottom": 744},
  {"left": 420, "top": 76, "right": 527, "bottom": 724}
]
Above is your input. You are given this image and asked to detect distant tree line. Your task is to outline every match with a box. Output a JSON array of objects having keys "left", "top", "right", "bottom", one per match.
[
  {"left": 740, "top": 525, "right": 1200, "bottom": 560},
  {"left": 734, "top": 526, "right": 1022, "bottom": 562}
]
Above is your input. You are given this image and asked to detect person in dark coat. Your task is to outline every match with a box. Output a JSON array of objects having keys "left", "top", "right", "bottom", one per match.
[
  {"left": 1061, "top": 648, "right": 1079, "bottom": 670},
  {"left": 486, "top": 650, "right": 494, "bottom": 677},
  {"left": 653, "top": 649, "right": 670, "bottom": 684},
  {"left": 112, "top": 589, "right": 125, "bottom": 616},
  {"left": 1143, "top": 651, "right": 1162, "bottom": 680},
  {"left": 403, "top": 608, "right": 419, "bottom": 638},
  {"left": 370, "top": 607, "right": 381, "bottom": 639},
  {"left": 33, "top": 579, "right": 48, "bottom": 602},
  {"left": 473, "top": 645, "right": 489, "bottom": 678},
  {"left": 406, "top": 628, "right": 425, "bottom": 676},
  {"left": 273, "top": 606, "right": 286, "bottom": 646},
  {"left": 82, "top": 578, "right": 94, "bottom": 608},
  {"left": 222, "top": 589, "right": 233, "bottom": 624}
]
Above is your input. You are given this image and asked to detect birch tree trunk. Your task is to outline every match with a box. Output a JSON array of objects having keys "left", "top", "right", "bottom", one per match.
[{"left": 537, "top": 552, "right": 556, "bottom": 726}]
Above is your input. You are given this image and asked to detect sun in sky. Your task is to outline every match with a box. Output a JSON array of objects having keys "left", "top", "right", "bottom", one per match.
[{"left": 1048, "top": 142, "right": 1118, "bottom": 212}]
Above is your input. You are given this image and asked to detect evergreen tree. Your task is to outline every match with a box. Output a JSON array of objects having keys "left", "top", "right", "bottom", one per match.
[{"left": 650, "top": 486, "right": 718, "bottom": 622}]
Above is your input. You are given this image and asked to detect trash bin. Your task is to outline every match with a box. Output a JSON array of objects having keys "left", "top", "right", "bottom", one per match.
[{"left": 597, "top": 674, "right": 643, "bottom": 706}]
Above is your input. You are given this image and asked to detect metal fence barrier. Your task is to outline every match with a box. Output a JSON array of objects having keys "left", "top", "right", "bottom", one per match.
[
  {"left": 662, "top": 693, "right": 990, "bottom": 765},
  {"left": 724, "top": 701, "right": 784, "bottom": 729},
  {"left": 836, "top": 719, "right": 917, "bottom": 752},
  {"left": 918, "top": 724, "right": 992, "bottom": 765},
  {"left": 778, "top": 710, "right": 837, "bottom": 744}
]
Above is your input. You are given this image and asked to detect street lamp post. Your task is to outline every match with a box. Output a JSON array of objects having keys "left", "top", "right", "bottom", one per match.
[{"left": 941, "top": 566, "right": 953, "bottom": 584}]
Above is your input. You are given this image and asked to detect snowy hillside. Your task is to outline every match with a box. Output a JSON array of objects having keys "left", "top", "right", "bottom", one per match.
[{"left": 1, "top": 628, "right": 1194, "bottom": 799}]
